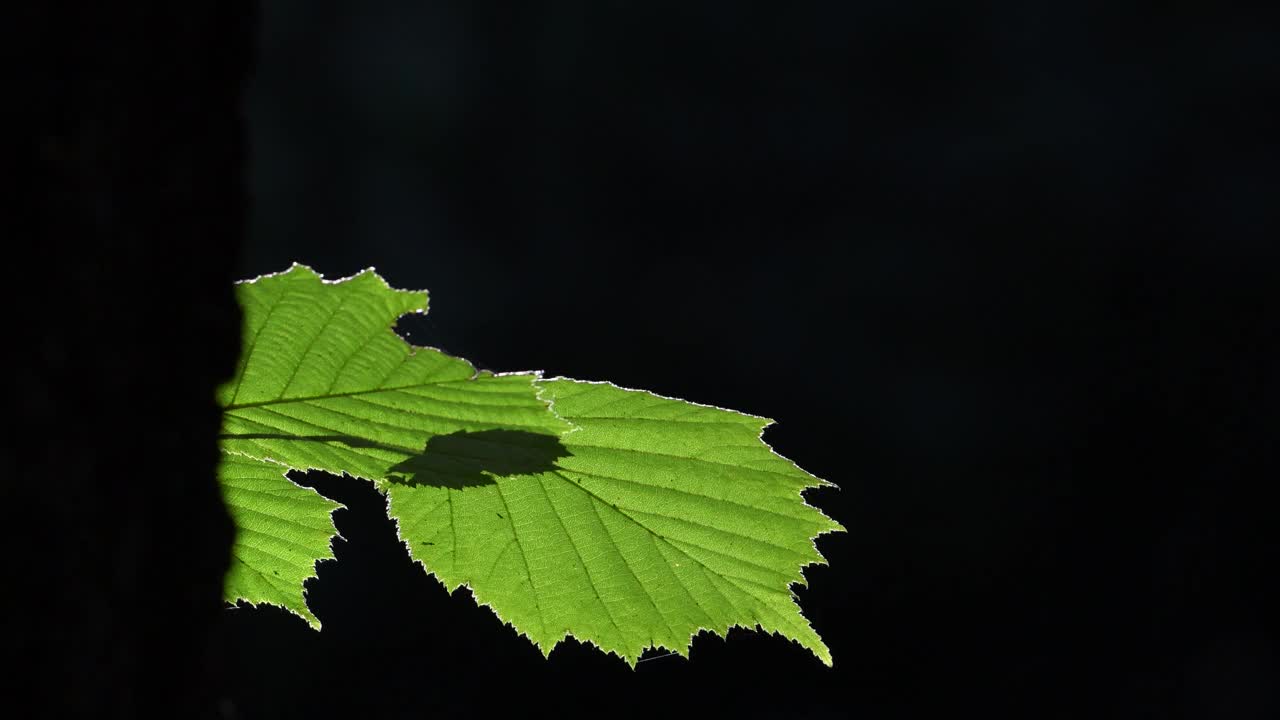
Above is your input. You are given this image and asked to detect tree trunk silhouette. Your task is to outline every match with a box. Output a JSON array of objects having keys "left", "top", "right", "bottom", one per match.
[{"left": 10, "top": 3, "right": 252, "bottom": 716}]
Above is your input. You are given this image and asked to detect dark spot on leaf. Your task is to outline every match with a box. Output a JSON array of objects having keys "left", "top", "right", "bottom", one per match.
[
  {"left": 384, "top": 429, "right": 571, "bottom": 489},
  {"left": 219, "top": 428, "right": 571, "bottom": 490}
]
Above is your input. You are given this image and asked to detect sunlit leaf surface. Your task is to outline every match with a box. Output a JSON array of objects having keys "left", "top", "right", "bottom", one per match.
[{"left": 218, "top": 264, "right": 840, "bottom": 664}]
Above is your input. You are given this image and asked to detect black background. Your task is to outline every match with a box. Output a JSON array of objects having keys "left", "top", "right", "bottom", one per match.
[{"left": 219, "top": 2, "right": 1276, "bottom": 718}]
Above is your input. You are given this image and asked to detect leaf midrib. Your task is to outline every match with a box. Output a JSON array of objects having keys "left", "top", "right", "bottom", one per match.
[{"left": 223, "top": 381, "right": 468, "bottom": 411}]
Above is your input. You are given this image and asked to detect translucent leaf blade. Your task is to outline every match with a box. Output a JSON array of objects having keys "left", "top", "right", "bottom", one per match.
[
  {"left": 390, "top": 379, "right": 842, "bottom": 666},
  {"left": 219, "top": 452, "right": 342, "bottom": 628},
  {"left": 216, "top": 264, "right": 841, "bottom": 664},
  {"left": 219, "top": 264, "right": 568, "bottom": 484}
]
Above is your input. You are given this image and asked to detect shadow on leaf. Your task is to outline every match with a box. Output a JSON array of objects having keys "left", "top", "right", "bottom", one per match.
[
  {"left": 386, "top": 429, "right": 569, "bottom": 489},
  {"left": 220, "top": 428, "right": 569, "bottom": 490}
]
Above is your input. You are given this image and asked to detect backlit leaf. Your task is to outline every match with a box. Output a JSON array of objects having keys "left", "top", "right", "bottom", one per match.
[
  {"left": 219, "top": 452, "right": 341, "bottom": 628},
  {"left": 216, "top": 264, "right": 841, "bottom": 665},
  {"left": 389, "top": 378, "right": 841, "bottom": 665}
]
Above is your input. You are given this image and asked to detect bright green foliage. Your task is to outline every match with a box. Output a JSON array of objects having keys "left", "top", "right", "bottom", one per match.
[
  {"left": 218, "top": 264, "right": 841, "bottom": 665},
  {"left": 219, "top": 453, "right": 341, "bottom": 628},
  {"left": 392, "top": 379, "right": 841, "bottom": 665},
  {"left": 219, "top": 265, "right": 568, "bottom": 480}
]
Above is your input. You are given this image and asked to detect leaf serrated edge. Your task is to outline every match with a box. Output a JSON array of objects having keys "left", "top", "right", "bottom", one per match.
[
  {"left": 381, "top": 368, "right": 584, "bottom": 657},
  {"left": 535, "top": 376, "right": 846, "bottom": 536},
  {"left": 386, "top": 376, "right": 842, "bottom": 668},
  {"left": 386, "top": 495, "right": 651, "bottom": 667},
  {"left": 535, "top": 377, "right": 843, "bottom": 665},
  {"left": 225, "top": 267, "right": 841, "bottom": 665},
  {"left": 220, "top": 451, "right": 346, "bottom": 630}
]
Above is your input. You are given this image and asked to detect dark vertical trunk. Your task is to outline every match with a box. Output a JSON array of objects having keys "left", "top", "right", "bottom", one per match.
[{"left": 10, "top": 3, "right": 252, "bottom": 716}]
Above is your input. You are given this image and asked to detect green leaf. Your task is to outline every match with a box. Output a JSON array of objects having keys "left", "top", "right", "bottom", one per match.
[
  {"left": 218, "top": 265, "right": 568, "bottom": 625},
  {"left": 219, "top": 265, "right": 568, "bottom": 484},
  {"left": 217, "top": 263, "right": 841, "bottom": 666},
  {"left": 219, "top": 452, "right": 341, "bottom": 628},
  {"left": 389, "top": 378, "right": 842, "bottom": 666}
]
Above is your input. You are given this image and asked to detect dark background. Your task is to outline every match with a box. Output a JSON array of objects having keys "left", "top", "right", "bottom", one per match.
[{"left": 218, "top": 2, "right": 1275, "bottom": 718}]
